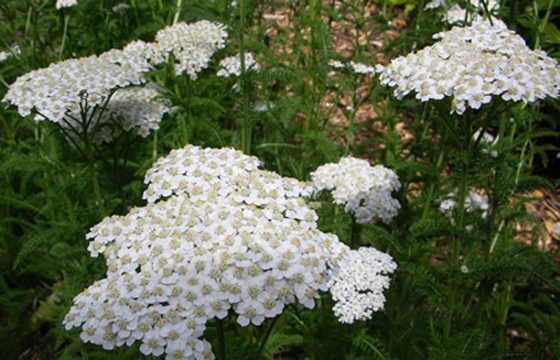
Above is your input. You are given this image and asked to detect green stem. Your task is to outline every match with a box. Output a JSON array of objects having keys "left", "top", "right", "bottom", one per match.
[
  {"left": 421, "top": 139, "right": 446, "bottom": 220},
  {"left": 443, "top": 112, "right": 473, "bottom": 342},
  {"left": 479, "top": 0, "right": 494, "bottom": 26},
  {"left": 152, "top": 131, "right": 158, "bottom": 161},
  {"left": 79, "top": 98, "right": 109, "bottom": 217},
  {"left": 534, "top": 0, "right": 553, "bottom": 49},
  {"left": 498, "top": 282, "right": 512, "bottom": 348},
  {"left": 58, "top": 13, "right": 69, "bottom": 61},
  {"left": 85, "top": 135, "right": 105, "bottom": 217},
  {"left": 216, "top": 318, "right": 227, "bottom": 360},
  {"left": 239, "top": 0, "right": 251, "bottom": 154},
  {"left": 488, "top": 220, "right": 505, "bottom": 254},
  {"left": 130, "top": 0, "right": 141, "bottom": 27},
  {"left": 350, "top": 216, "right": 362, "bottom": 249},
  {"left": 254, "top": 316, "right": 281, "bottom": 360},
  {"left": 345, "top": 96, "right": 356, "bottom": 156},
  {"left": 173, "top": 0, "right": 183, "bottom": 25}
]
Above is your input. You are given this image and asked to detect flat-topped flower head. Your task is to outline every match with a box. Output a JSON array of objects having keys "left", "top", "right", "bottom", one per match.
[
  {"left": 379, "top": 19, "right": 560, "bottom": 114},
  {"left": 425, "top": 0, "right": 500, "bottom": 24},
  {"left": 56, "top": 0, "right": 78, "bottom": 9},
  {"left": 66, "top": 145, "right": 397, "bottom": 358},
  {"left": 328, "top": 247, "right": 397, "bottom": 323},
  {"left": 147, "top": 21, "right": 228, "bottom": 79},
  {"left": 142, "top": 144, "right": 315, "bottom": 206},
  {"left": 217, "top": 52, "right": 260, "bottom": 77},
  {"left": 3, "top": 53, "right": 145, "bottom": 124},
  {"left": 2, "top": 45, "right": 171, "bottom": 144},
  {"left": 311, "top": 157, "right": 401, "bottom": 224}
]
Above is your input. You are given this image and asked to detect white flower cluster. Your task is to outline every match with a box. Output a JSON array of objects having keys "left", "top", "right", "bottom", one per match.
[
  {"left": 2, "top": 47, "right": 169, "bottom": 144},
  {"left": 424, "top": 0, "right": 445, "bottom": 9},
  {"left": 3, "top": 20, "right": 226, "bottom": 143},
  {"left": 64, "top": 145, "right": 397, "bottom": 359},
  {"left": 425, "top": 0, "right": 500, "bottom": 24},
  {"left": 142, "top": 145, "right": 264, "bottom": 203},
  {"left": 328, "top": 60, "right": 376, "bottom": 75},
  {"left": 378, "top": 19, "right": 560, "bottom": 114},
  {"left": 0, "top": 44, "right": 20, "bottom": 63},
  {"left": 253, "top": 101, "right": 274, "bottom": 112},
  {"left": 311, "top": 157, "right": 401, "bottom": 224},
  {"left": 473, "top": 129, "right": 498, "bottom": 157},
  {"left": 87, "top": 83, "right": 172, "bottom": 143},
  {"left": 140, "top": 21, "right": 228, "bottom": 79},
  {"left": 56, "top": 0, "right": 78, "bottom": 9},
  {"left": 3, "top": 50, "right": 146, "bottom": 125},
  {"left": 439, "top": 190, "right": 489, "bottom": 222},
  {"left": 328, "top": 247, "right": 397, "bottom": 323},
  {"left": 112, "top": 3, "right": 131, "bottom": 12},
  {"left": 217, "top": 52, "right": 260, "bottom": 77}
]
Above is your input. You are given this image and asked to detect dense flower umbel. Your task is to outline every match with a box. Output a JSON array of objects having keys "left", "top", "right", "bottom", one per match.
[
  {"left": 142, "top": 145, "right": 265, "bottom": 203},
  {"left": 311, "top": 157, "right": 401, "bottom": 224},
  {"left": 1, "top": 47, "right": 162, "bottom": 145},
  {"left": 137, "top": 21, "right": 228, "bottom": 79},
  {"left": 217, "top": 53, "right": 260, "bottom": 77},
  {"left": 3, "top": 52, "right": 145, "bottom": 124},
  {"left": 64, "top": 145, "right": 397, "bottom": 359},
  {"left": 56, "top": 0, "right": 78, "bottom": 9},
  {"left": 2, "top": 20, "right": 224, "bottom": 143},
  {"left": 424, "top": 0, "right": 500, "bottom": 24},
  {"left": 378, "top": 19, "right": 560, "bottom": 114},
  {"left": 328, "top": 247, "right": 397, "bottom": 323}
]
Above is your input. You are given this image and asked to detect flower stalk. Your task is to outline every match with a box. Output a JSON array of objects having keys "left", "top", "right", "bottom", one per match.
[{"left": 216, "top": 318, "right": 227, "bottom": 360}]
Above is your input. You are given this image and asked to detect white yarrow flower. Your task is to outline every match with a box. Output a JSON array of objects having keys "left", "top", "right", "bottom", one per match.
[
  {"left": 311, "top": 157, "right": 401, "bottom": 224},
  {"left": 56, "top": 0, "right": 78, "bottom": 9},
  {"left": 329, "top": 59, "right": 376, "bottom": 75},
  {"left": 0, "top": 44, "right": 20, "bottom": 63},
  {"left": 217, "top": 52, "right": 260, "bottom": 77},
  {"left": 379, "top": 19, "right": 560, "bottom": 114},
  {"left": 67, "top": 145, "right": 397, "bottom": 358},
  {"left": 150, "top": 21, "right": 228, "bottom": 78},
  {"left": 2, "top": 51, "right": 147, "bottom": 140},
  {"left": 439, "top": 190, "right": 489, "bottom": 225}
]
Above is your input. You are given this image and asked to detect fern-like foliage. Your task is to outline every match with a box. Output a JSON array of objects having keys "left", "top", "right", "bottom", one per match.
[
  {"left": 406, "top": 263, "right": 448, "bottom": 309},
  {"left": 261, "top": 332, "right": 305, "bottom": 360},
  {"left": 352, "top": 328, "right": 391, "bottom": 360}
]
